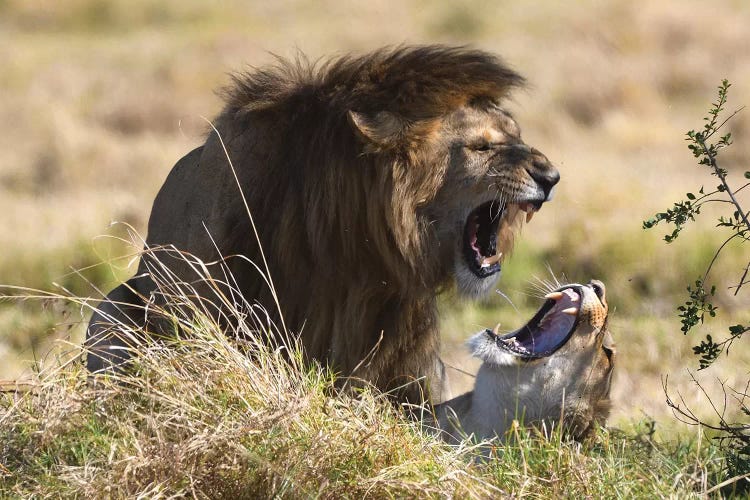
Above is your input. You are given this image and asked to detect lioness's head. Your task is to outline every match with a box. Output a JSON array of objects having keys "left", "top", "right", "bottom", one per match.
[{"left": 468, "top": 280, "right": 615, "bottom": 439}]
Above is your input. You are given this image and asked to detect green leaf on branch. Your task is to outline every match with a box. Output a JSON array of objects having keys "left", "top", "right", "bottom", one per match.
[
  {"left": 643, "top": 200, "right": 701, "bottom": 241},
  {"left": 692, "top": 334, "right": 721, "bottom": 369},
  {"left": 729, "top": 324, "right": 750, "bottom": 337},
  {"left": 678, "top": 279, "right": 717, "bottom": 334},
  {"left": 648, "top": 78, "right": 750, "bottom": 482}
]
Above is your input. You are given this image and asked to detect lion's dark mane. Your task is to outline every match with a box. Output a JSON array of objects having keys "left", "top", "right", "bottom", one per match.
[
  {"left": 223, "top": 46, "right": 523, "bottom": 120},
  {"left": 87, "top": 46, "right": 525, "bottom": 403},
  {"left": 209, "top": 47, "right": 524, "bottom": 400}
]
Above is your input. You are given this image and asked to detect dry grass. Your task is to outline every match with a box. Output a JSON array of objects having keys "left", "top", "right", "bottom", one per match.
[
  {"left": 0, "top": 333, "right": 727, "bottom": 498},
  {"left": 0, "top": 324, "right": 490, "bottom": 497}
]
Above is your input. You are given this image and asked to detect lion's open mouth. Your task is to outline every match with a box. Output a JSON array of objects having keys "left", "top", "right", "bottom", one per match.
[
  {"left": 488, "top": 286, "right": 581, "bottom": 358},
  {"left": 463, "top": 200, "right": 540, "bottom": 278}
]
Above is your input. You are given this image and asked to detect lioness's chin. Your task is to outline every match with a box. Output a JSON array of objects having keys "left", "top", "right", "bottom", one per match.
[
  {"left": 466, "top": 330, "right": 519, "bottom": 366},
  {"left": 454, "top": 259, "right": 501, "bottom": 298}
]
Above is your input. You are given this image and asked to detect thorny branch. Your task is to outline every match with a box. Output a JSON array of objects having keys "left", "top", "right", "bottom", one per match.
[
  {"left": 663, "top": 374, "right": 750, "bottom": 436},
  {"left": 647, "top": 80, "right": 750, "bottom": 490}
]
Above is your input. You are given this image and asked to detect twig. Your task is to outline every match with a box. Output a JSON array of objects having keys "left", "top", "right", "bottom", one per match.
[
  {"left": 704, "top": 106, "right": 746, "bottom": 142},
  {"left": 663, "top": 375, "right": 750, "bottom": 434},
  {"left": 705, "top": 471, "right": 750, "bottom": 495},
  {"left": 0, "top": 380, "right": 38, "bottom": 393},
  {"left": 701, "top": 231, "right": 743, "bottom": 287},
  {"left": 734, "top": 261, "right": 750, "bottom": 296},
  {"left": 697, "top": 137, "right": 750, "bottom": 235}
]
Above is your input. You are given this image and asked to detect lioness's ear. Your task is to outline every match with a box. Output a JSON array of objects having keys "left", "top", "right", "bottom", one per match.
[{"left": 347, "top": 110, "right": 405, "bottom": 148}]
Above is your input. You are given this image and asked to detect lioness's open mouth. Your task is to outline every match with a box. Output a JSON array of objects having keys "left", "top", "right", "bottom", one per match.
[
  {"left": 487, "top": 285, "right": 582, "bottom": 358},
  {"left": 462, "top": 200, "right": 540, "bottom": 278}
]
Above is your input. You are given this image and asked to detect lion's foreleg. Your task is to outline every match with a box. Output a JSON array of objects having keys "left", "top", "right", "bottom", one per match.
[{"left": 84, "top": 278, "right": 151, "bottom": 374}]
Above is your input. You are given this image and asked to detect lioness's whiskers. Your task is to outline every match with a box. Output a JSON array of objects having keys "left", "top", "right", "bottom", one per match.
[{"left": 494, "top": 288, "right": 520, "bottom": 313}]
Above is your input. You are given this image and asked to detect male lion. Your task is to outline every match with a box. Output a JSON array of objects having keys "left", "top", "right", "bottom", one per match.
[
  {"left": 85, "top": 46, "right": 560, "bottom": 403},
  {"left": 434, "top": 280, "right": 615, "bottom": 442}
]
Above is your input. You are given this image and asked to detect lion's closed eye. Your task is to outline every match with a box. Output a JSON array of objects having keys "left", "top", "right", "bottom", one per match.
[{"left": 473, "top": 143, "right": 493, "bottom": 151}]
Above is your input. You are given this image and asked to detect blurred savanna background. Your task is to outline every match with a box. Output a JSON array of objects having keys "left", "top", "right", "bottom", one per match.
[{"left": 1, "top": 0, "right": 749, "bottom": 433}]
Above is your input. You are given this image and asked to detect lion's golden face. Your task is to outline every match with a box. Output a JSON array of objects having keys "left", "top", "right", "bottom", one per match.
[{"left": 423, "top": 102, "right": 560, "bottom": 297}]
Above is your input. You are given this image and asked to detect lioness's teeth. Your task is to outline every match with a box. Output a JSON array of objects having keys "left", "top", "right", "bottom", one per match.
[
  {"left": 544, "top": 291, "right": 564, "bottom": 300},
  {"left": 526, "top": 210, "right": 534, "bottom": 223},
  {"left": 502, "top": 337, "right": 524, "bottom": 351},
  {"left": 481, "top": 252, "right": 503, "bottom": 266},
  {"left": 561, "top": 307, "right": 578, "bottom": 316}
]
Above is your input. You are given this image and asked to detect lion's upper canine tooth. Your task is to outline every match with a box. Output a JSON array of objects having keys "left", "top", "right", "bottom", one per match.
[
  {"left": 526, "top": 210, "right": 534, "bottom": 223},
  {"left": 544, "top": 291, "right": 564, "bottom": 300},
  {"left": 561, "top": 307, "right": 578, "bottom": 316},
  {"left": 481, "top": 252, "right": 503, "bottom": 267}
]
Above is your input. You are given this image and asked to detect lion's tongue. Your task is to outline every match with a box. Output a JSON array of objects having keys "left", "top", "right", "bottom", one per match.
[{"left": 469, "top": 218, "right": 501, "bottom": 267}]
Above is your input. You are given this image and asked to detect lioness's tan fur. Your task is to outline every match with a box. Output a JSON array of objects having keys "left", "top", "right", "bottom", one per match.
[{"left": 435, "top": 281, "right": 615, "bottom": 442}]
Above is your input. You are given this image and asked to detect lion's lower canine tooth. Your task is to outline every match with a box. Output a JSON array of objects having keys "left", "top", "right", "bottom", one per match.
[
  {"left": 562, "top": 307, "right": 578, "bottom": 316},
  {"left": 481, "top": 252, "right": 503, "bottom": 266},
  {"left": 545, "top": 291, "right": 564, "bottom": 300}
]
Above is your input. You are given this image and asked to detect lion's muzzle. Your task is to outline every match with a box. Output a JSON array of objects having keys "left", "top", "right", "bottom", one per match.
[{"left": 524, "top": 148, "right": 560, "bottom": 203}]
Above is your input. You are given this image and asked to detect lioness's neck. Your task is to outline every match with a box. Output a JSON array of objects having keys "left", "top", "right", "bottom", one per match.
[{"left": 436, "top": 362, "right": 551, "bottom": 442}]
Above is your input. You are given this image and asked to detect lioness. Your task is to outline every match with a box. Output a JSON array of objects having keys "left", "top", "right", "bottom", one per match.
[{"left": 434, "top": 280, "right": 615, "bottom": 442}]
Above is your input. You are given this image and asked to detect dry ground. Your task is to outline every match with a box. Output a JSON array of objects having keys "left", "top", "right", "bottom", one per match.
[{"left": 1, "top": 0, "right": 749, "bottom": 431}]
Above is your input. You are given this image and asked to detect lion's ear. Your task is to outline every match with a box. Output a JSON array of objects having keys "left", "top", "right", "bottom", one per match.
[{"left": 347, "top": 110, "right": 406, "bottom": 148}]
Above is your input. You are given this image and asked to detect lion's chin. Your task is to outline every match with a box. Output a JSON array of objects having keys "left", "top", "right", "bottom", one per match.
[{"left": 454, "top": 258, "right": 501, "bottom": 298}]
